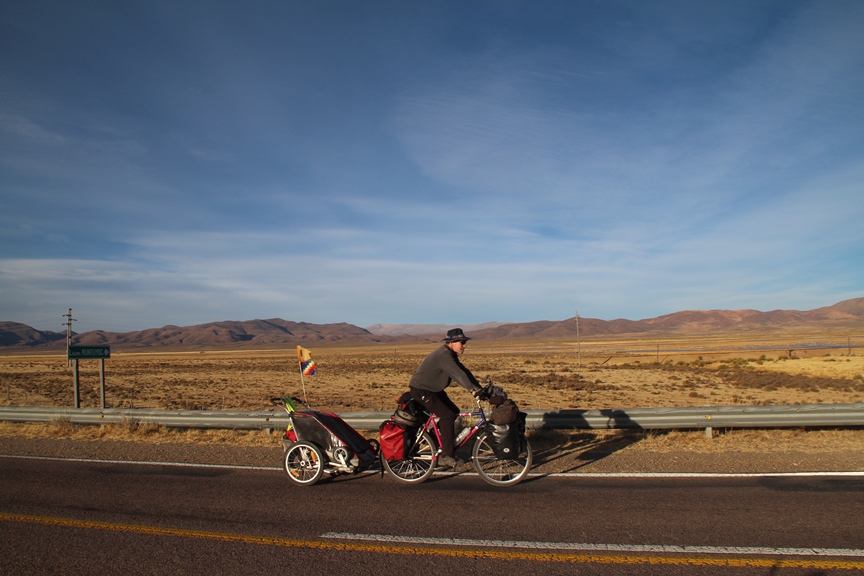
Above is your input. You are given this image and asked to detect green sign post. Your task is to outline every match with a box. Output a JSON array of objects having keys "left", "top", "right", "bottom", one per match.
[
  {"left": 68, "top": 346, "right": 111, "bottom": 359},
  {"left": 67, "top": 346, "right": 111, "bottom": 408}
]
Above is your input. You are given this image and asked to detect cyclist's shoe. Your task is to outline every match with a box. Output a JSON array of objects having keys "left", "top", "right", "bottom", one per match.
[{"left": 437, "top": 455, "right": 463, "bottom": 469}]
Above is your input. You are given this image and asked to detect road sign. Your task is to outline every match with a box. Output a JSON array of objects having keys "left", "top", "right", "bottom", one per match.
[{"left": 68, "top": 345, "right": 111, "bottom": 359}]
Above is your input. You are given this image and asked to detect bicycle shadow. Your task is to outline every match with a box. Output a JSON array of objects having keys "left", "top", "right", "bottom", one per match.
[
  {"left": 530, "top": 430, "right": 645, "bottom": 473},
  {"left": 530, "top": 410, "right": 646, "bottom": 473}
]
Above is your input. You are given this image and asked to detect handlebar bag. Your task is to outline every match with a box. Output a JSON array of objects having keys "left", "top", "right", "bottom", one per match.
[{"left": 490, "top": 398, "right": 519, "bottom": 425}]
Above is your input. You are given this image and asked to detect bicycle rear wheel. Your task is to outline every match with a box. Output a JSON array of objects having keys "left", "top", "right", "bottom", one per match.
[
  {"left": 382, "top": 430, "right": 436, "bottom": 484},
  {"left": 472, "top": 433, "right": 532, "bottom": 486}
]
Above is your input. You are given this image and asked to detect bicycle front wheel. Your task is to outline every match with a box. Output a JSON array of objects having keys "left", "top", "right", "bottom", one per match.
[
  {"left": 382, "top": 431, "right": 436, "bottom": 484},
  {"left": 472, "top": 433, "right": 532, "bottom": 486}
]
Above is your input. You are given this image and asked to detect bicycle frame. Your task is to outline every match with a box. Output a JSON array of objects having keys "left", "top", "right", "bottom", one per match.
[
  {"left": 420, "top": 397, "right": 488, "bottom": 457},
  {"left": 383, "top": 382, "right": 533, "bottom": 486}
]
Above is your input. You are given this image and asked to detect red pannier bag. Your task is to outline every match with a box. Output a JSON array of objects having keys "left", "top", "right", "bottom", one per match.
[{"left": 379, "top": 419, "right": 407, "bottom": 461}]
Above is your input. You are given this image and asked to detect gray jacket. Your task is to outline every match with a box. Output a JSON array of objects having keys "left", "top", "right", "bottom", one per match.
[{"left": 409, "top": 345, "right": 480, "bottom": 393}]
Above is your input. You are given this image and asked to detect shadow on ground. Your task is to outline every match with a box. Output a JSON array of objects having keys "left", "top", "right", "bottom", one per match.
[{"left": 528, "top": 429, "right": 646, "bottom": 473}]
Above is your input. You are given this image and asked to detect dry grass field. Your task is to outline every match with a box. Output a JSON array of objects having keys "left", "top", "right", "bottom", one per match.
[
  {"left": 2, "top": 335, "right": 863, "bottom": 466},
  {"left": 2, "top": 336, "right": 862, "bottom": 412}
]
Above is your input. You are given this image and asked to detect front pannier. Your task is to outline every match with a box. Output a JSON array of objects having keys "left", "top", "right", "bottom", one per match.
[{"left": 485, "top": 411, "right": 527, "bottom": 459}]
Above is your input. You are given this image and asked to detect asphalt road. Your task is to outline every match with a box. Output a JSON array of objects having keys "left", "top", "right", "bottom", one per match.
[{"left": 2, "top": 456, "right": 863, "bottom": 575}]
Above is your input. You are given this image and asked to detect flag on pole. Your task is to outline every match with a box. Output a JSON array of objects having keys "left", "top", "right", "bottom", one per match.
[{"left": 297, "top": 345, "right": 317, "bottom": 376}]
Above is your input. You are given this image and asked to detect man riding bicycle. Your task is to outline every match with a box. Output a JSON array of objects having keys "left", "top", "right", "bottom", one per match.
[{"left": 409, "top": 328, "right": 483, "bottom": 469}]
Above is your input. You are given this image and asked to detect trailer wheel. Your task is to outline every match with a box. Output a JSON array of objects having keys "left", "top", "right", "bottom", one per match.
[{"left": 283, "top": 441, "right": 325, "bottom": 486}]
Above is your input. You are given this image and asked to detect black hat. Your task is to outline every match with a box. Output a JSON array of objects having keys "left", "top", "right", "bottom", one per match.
[{"left": 443, "top": 328, "right": 471, "bottom": 343}]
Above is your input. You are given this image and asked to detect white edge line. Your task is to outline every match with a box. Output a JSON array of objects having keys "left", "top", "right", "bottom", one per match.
[
  {"left": 2, "top": 454, "right": 864, "bottom": 479},
  {"left": 538, "top": 471, "right": 864, "bottom": 478},
  {"left": 320, "top": 532, "right": 864, "bottom": 558},
  {"left": 0, "top": 453, "right": 279, "bottom": 471}
]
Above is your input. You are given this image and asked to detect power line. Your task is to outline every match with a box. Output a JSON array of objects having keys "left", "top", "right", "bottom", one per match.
[
  {"left": 63, "top": 308, "right": 76, "bottom": 367},
  {"left": 575, "top": 310, "right": 581, "bottom": 367}
]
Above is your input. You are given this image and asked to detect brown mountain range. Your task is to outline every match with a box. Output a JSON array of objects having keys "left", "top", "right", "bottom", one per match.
[{"left": 1, "top": 298, "right": 861, "bottom": 350}]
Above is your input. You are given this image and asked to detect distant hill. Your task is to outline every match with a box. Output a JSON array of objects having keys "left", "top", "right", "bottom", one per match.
[
  {"left": 69, "top": 319, "right": 397, "bottom": 349},
  {"left": 0, "top": 322, "right": 67, "bottom": 347},
  {"left": 2, "top": 298, "right": 861, "bottom": 350},
  {"left": 370, "top": 298, "right": 864, "bottom": 341},
  {"left": 465, "top": 298, "right": 864, "bottom": 341},
  {"left": 365, "top": 321, "right": 506, "bottom": 337}
]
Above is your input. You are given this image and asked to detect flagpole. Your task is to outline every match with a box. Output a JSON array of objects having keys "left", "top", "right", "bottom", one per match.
[
  {"left": 299, "top": 369, "right": 308, "bottom": 405},
  {"left": 296, "top": 346, "right": 309, "bottom": 405}
]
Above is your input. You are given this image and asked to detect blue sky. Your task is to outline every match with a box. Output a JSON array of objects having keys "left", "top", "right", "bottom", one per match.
[{"left": 2, "top": 1, "right": 862, "bottom": 334}]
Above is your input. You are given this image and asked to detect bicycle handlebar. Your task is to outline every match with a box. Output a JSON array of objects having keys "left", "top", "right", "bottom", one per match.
[{"left": 476, "top": 381, "right": 509, "bottom": 405}]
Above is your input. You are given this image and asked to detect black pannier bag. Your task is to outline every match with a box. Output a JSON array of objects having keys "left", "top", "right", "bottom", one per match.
[
  {"left": 485, "top": 411, "right": 527, "bottom": 459},
  {"left": 392, "top": 391, "right": 425, "bottom": 427}
]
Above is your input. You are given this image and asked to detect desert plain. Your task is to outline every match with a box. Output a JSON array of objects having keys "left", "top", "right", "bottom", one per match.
[
  {"left": 2, "top": 333, "right": 864, "bottom": 471},
  {"left": 2, "top": 333, "right": 862, "bottom": 412}
]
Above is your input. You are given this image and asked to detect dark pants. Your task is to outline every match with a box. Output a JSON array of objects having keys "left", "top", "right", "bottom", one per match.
[{"left": 409, "top": 387, "right": 459, "bottom": 457}]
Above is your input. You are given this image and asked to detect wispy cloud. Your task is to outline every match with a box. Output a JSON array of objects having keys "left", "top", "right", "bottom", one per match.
[{"left": 1, "top": 1, "right": 861, "bottom": 332}]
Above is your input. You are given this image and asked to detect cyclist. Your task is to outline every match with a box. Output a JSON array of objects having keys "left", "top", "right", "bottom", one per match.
[{"left": 409, "top": 328, "right": 483, "bottom": 468}]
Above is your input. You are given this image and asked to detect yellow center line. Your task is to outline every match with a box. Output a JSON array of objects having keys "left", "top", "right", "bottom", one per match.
[{"left": 2, "top": 512, "right": 863, "bottom": 570}]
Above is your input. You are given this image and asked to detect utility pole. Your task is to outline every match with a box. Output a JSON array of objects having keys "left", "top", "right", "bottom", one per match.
[
  {"left": 575, "top": 310, "right": 582, "bottom": 367},
  {"left": 63, "top": 308, "right": 76, "bottom": 367}
]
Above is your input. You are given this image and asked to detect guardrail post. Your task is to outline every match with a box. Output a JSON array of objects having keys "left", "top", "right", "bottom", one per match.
[{"left": 705, "top": 426, "right": 713, "bottom": 439}]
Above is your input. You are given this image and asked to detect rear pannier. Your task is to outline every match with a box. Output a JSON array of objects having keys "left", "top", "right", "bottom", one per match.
[{"left": 379, "top": 419, "right": 409, "bottom": 461}]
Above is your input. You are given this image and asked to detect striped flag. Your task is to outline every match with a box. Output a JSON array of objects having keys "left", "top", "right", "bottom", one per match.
[{"left": 297, "top": 345, "right": 317, "bottom": 376}]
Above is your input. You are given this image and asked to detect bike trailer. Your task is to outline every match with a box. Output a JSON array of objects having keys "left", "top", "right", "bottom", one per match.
[{"left": 283, "top": 410, "right": 378, "bottom": 472}]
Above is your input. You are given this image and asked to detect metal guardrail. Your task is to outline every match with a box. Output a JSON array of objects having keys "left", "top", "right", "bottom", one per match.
[{"left": 2, "top": 403, "right": 864, "bottom": 431}]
